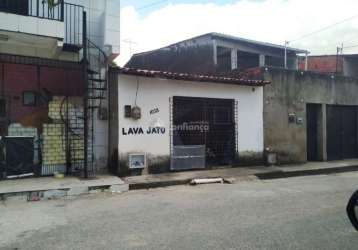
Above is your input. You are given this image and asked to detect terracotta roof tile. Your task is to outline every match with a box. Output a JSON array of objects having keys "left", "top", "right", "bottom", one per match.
[{"left": 117, "top": 67, "right": 270, "bottom": 86}]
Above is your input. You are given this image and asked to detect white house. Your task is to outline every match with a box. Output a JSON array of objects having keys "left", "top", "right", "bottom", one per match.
[{"left": 109, "top": 68, "right": 269, "bottom": 176}]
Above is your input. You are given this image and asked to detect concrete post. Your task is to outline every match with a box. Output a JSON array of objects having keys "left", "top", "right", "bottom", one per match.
[
  {"left": 231, "top": 49, "right": 238, "bottom": 70},
  {"left": 318, "top": 104, "right": 328, "bottom": 161},
  {"left": 322, "top": 104, "right": 327, "bottom": 161},
  {"left": 213, "top": 40, "right": 217, "bottom": 66},
  {"left": 259, "top": 54, "right": 265, "bottom": 67},
  {"left": 305, "top": 52, "right": 308, "bottom": 71}
]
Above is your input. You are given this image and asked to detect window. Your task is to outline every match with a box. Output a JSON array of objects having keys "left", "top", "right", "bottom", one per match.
[
  {"left": 23, "top": 91, "right": 36, "bottom": 106},
  {"left": 0, "top": 99, "right": 6, "bottom": 117}
]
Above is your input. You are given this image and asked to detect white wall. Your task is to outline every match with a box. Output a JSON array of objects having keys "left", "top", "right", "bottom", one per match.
[
  {"left": 68, "top": 0, "right": 120, "bottom": 55},
  {"left": 0, "top": 12, "right": 64, "bottom": 39},
  {"left": 117, "top": 75, "right": 264, "bottom": 161}
]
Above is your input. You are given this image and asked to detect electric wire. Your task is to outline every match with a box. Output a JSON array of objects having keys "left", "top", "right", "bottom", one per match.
[{"left": 289, "top": 13, "right": 358, "bottom": 43}]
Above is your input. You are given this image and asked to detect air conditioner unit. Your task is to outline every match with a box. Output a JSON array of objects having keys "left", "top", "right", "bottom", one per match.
[{"left": 128, "top": 153, "right": 146, "bottom": 169}]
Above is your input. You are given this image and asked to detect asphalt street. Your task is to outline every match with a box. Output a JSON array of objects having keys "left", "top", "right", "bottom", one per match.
[{"left": 1, "top": 172, "right": 358, "bottom": 250}]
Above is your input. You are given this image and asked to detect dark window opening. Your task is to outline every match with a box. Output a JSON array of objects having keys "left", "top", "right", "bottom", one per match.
[
  {"left": 0, "top": 99, "right": 6, "bottom": 117},
  {"left": 23, "top": 91, "right": 36, "bottom": 106},
  {"left": 0, "top": 0, "right": 29, "bottom": 16},
  {"left": 217, "top": 46, "right": 232, "bottom": 72},
  {"left": 265, "top": 56, "right": 284, "bottom": 68},
  {"left": 237, "top": 51, "right": 260, "bottom": 70}
]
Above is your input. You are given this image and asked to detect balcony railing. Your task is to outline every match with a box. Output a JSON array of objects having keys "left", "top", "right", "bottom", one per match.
[
  {"left": 0, "top": 0, "right": 84, "bottom": 47},
  {"left": 64, "top": 3, "right": 84, "bottom": 47},
  {"left": 0, "top": 0, "right": 64, "bottom": 21}
]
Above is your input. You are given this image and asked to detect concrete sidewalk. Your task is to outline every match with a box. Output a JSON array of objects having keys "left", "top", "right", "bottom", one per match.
[
  {"left": 125, "top": 159, "right": 358, "bottom": 190},
  {"left": 0, "top": 175, "right": 129, "bottom": 201}
]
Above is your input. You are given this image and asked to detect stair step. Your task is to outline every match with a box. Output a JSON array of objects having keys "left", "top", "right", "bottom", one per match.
[
  {"left": 87, "top": 69, "right": 99, "bottom": 75},
  {"left": 88, "top": 78, "right": 106, "bottom": 82},
  {"left": 88, "top": 96, "right": 106, "bottom": 100},
  {"left": 88, "top": 87, "right": 107, "bottom": 91}
]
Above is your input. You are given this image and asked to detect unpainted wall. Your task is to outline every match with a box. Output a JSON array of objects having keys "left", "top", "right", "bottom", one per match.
[{"left": 263, "top": 68, "right": 358, "bottom": 164}]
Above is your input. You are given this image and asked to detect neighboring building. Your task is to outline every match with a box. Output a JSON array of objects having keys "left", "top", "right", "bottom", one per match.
[
  {"left": 108, "top": 67, "right": 269, "bottom": 176},
  {"left": 298, "top": 54, "right": 358, "bottom": 78},
  {"left": 0, "top": 0, "right": 120, "bottom": 179},
  {"left": 250, "top": 67, "right": 358, "bottom": 164},
  {"left": 126, "top": 33, "right": 308, "bottom": 75},
  {"left": 0, "top": 0, "right": 120, "bottom": 60}
]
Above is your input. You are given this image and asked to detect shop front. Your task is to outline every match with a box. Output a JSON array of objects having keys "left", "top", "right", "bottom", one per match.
[{"left": 109, "top": 67, "right": 269, "bottom": 176}]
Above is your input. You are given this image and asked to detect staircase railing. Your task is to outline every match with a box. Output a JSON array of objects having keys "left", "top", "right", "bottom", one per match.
[
  {"left": 64, "top": 3, "right": 84, "bottom": 46},
  {"left": 80, "top": 11, "right": 108, "bottom": 178}
]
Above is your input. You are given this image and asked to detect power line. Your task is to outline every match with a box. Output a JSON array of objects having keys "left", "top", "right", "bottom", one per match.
[
  {"left": 289, "top": 13, "right": 358, "bottom": 43},
  {"left": 344, "top": 44, "right": 358, "bottom": 49},
  {"left": 137, "top": 0, "right": 169, "bottom": 11}
]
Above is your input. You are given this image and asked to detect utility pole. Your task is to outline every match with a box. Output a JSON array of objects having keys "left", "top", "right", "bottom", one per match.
[
  {"left": 122, "top": 39, "right": 137, "bottom": 58},
  {"left": 284, "top": 41, "right": 289, "bottom": 69},
  {"left": 305, "top": 52, "right": 309, "bottom": 71},
  {"left": 336, "top": 43, "right": 344, "bottom": 74}
]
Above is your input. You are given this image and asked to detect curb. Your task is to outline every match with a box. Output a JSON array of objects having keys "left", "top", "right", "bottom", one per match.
[
  {"left": 127, "top": 166, "right": 358, "bottom": 190},
  {"left": 129, "top": 179, "right": 191, "bottom": 190},
  {"left": 255, "top": 165, "right": 358, "bottom": 180}
]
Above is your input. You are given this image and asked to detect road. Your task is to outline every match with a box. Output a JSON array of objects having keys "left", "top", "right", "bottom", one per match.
[{"left": 1, "top": 172, "right": 358, "bottom": 250}]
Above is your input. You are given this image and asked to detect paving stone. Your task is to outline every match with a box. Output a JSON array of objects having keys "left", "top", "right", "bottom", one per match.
[
  {"left": 109, "top": 184, "right": 129, "bottom": 193},
  {"left": 43, "top": 190, "right": 67, "bottom": 200},
  {"left": 67, "top": 186, "right": 89, "bottom": 196}
]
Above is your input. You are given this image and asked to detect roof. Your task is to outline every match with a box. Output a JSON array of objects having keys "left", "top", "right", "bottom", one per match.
[
  {"left": 206, "top": 32, "right": 308, "bottom": 54},
  {"left": 131, "top": 32, "right": 308, "bottom": 58},
  {"left": 116, "top": 67, "right": 270, "bottom": 86}
]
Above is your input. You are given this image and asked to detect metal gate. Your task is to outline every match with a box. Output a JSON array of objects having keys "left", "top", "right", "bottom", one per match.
[
  {"left": 171, "top": 96, "right": 236, "bottom": 170},
  {"left": 327, "top": 105, "right": 358, "bottom": 160}
]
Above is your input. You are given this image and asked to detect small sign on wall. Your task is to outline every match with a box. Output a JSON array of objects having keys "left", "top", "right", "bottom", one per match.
[
  {"left": 296, "top": 117, "right": 304, "bottom": 125},
  {"left": 288, "top": 113, "right": 296, "bottom": 123}
]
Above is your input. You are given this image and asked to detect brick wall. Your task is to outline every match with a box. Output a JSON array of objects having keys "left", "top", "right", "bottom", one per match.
[{"left": 298, "top": 56, "right": 343, "bottom": 74}]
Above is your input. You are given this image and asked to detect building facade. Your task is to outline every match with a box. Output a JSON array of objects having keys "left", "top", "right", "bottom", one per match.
[
  {"left": 262, "top": 68, "right": 358, "bottom": 164},
  {"left": 0, "top": 0, "right": 120, "bottom": 179},
  {"left": 109, "top": 67, "right": 269, "bottom": 176}
]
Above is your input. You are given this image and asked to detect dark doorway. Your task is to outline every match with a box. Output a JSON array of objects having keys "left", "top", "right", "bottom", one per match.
[
  {"left": 172, "top": 96, "right": 236, "bottom": 168},
  {"left": 307, "top": 104, "right": 320, "bottom": 161},
  {"left": 0, "top": 0, "right": 29, "bottom": 16},
  {"left": 327, "top": 105, "right": 358, "bottom": 160},
  {"left": 2, "top": 136, "right": 35, "bottom": 176}
]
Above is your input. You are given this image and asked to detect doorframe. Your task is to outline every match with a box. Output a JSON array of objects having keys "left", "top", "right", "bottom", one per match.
[{"left": 306, "top": 103, "right": 326, "bottom": 162}]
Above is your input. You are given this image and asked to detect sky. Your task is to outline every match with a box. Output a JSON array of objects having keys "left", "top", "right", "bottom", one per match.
[{"left": 117, "top": 0, "right": 358, "bottom": 66}]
